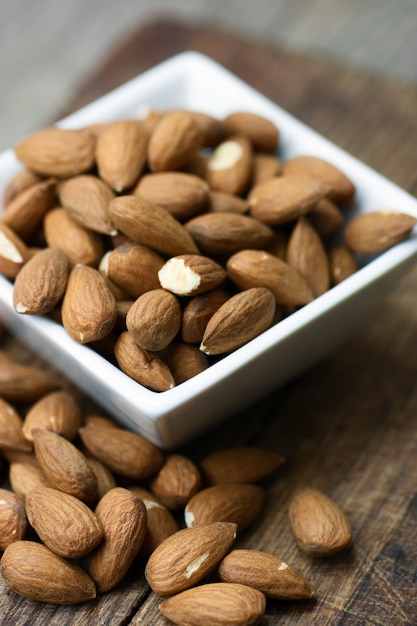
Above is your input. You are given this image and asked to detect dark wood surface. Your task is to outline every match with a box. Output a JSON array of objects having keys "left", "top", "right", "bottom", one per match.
[{"left": 2, "top": 17, "right": 417, "bottom": 625}]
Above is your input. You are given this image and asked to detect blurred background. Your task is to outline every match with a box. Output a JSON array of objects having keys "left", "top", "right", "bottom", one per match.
[{"left": 1, "top": 0, "right": 416, "bottom": 152}]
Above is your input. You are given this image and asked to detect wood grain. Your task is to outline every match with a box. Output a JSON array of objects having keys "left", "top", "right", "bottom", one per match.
[{"left": 2, "top": 17, "right": 417, "bottom": 626}]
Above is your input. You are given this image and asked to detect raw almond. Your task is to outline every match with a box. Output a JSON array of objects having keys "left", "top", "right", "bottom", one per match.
[
  {"left": 200, "top": 287, "right": 276, "bottom": 355},
  {"left": 286, "top": 217, "right": 330, "bottom": 297},
  {"left": 114, "top": 331, "right": 175, "bottom": 391},
  {"left": 224, "top": 111, "right": 280, "bottom": 152},
  {"left": 0, "top": 349, "right": 60, "bottom": 401},
  {"left": 307, "top": 197, "right": 344, "bottom": 235},
  {"left": 185, "top": 483, "right": 264, "bottom": 532},
  {"left": 199, "top": 446, "right": 285, "bottom": 485},
  {"left": 109, "top": 195, "right": 200, "bottom": 256},
  {"left": 95, "top": 119, "right": 148, "bottom": 192},
  {"left": 32, "top": 428, "right": 98, "bottom": 503},
  {"left": 25, "top": 486, "right": 104, "bottom": 558},
  {"left": 181, "top": 289, "right": 231, "bottom": 345},
  {"left": 1, "top": 540, "right": 96, "bottom": 604},
  {"left": 160, "top": 341, "right": 209, "bottom": 384},
  {"left": 209, "top": 190, "right": 249, "bottom": 214},
  {"left": 2, "top": 177, "right": 56, "bottom": 241},
  {"left": 0, "top": 396, "right": 32, "bottom": 452},
  {"left": 0, "top": 221, "right": 30, "bottom": 279},
  {"left": 207, "top": 134, "right": 253, "bottom": 196},
  {"left": 85, "top": 457, "right": 117, "bottom": 500},
  {"left": 22, "top": 389, "right": 82, "bottom": 442},
  {"left": 283, "top": 154, "right": 355, "bottom": 204},
  {"left": 343, "top": 210, "right": 417, "bottom": 254},
  {"left": 0, "top": 488, "right": 27, "bottom": 550},
  {"left": 158, "top": 254, "right": 227, "bottom": 296},
  {"left": 147, "top": 110, "right": 203, "bottom": 172},
  {"left": 329, "top": 245, "right": 359, "bottom": 284},
  {"left": 218, "top": 549, "right": 315, "bottom": 600},
  {"left": 13, "top": 247, "right": 69, "bottom": 315},
  {"left": 248, "top": 174, "right": 330, "bottom": 225},
  {"left": 9, "top": 462, "right": 51, "bottom": 498},
  {"left": 87, "top": 487, "right": 147, "bottom": 593},
  {"left": 177, "top": 109, "right": 227, "bottom": 147},
  {"left": 134, "top": 171, "right": 210, "bottom": 220},
  {"left": 58, "top": 174, "right": 116, "bottom": 235},
  {"left": 126, "top": 288, "right": 182, "bottom": 352},
  {"left": 288, "top": 486, "right": 352, "bottom": 556},
  {"left": 185, "top": 212, "right": 274, "bottom": 256},
  {"left": 145, "top": 521, "right": 238, "bottom": 595},
  {"left": 150, "top": 454, "right": 202, "bottom": 510},
  {"left": 227, "top": 249, "right": 314, "bottom": 306},
  {"left": 61, "top": 264, "right": 117, "bottom": 344},
  {"left": 78, "top": 420, "right": 164, "bottom": 480},
  {"left": 14, "top": 127, "right": 96, "bottom": 178},
  {"left": 252, "top": 152, "right": 283, "bottom": 185},
  {"left": 3, "top": 169, "right": 43, "bottom": 207}
]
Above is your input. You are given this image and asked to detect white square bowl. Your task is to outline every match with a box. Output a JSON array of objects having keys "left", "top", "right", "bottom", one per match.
[{"left": 1, "top": 51, "right": 417, "bottom": 449}]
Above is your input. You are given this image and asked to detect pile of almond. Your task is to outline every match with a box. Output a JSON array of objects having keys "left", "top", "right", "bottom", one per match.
[
  {"left": 1, "top": 108, "right": 416, "bottom": 391},
  {"left": 0, "top": 348, "right": 352, "bottom": 624}
]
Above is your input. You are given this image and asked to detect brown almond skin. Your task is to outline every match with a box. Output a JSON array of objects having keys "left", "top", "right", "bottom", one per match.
[
  {"left": 178, "top": 109, "right": 228, "bottom": 147},
  {"left": 85, "top": 457, "right": 117, "bottom": 500},
  {"left": 1, "top": 540, "right": 97, "bottom": 604},
  {"left": 61, "top": 264, "right": 117, "bottom": 344},
  {"left": 150, "top": 454, "right": 202, "bottom": 510},
  {"left": 252, "top": 152, "right": 283, "bottom": 185},
  {"left": 0, "top": 221, "right": 30, "bottom": 279},
  {"left": 0, "top": 396, "right": 32, "bottom": 452},
  {"left": 283, "top": 154, "right": 355, "bottom": 204},
  {"left": 134, "top": 171, "right": 210, "bottom": 220},
  {"left": 79, "top": 421, "right": 164, "bottom": 480},
  {"left": 145, "top": 521, "right": 238, "bottom": 596},
  {"left": 224, "top": 111, "right": 280, "bottom": 152},
  {"left": 96, "top": 119, "right": 148, "bottom": 192},
  {"left": 248, "top": 174, "right": 330, "bottom": 225},
  {"left": 0, "top": 349, "right": 60, "bottom": 402},
  {"left": 199, "top": 446, "right": 285, "bottom": 485},
  {"left": 209, "top": 190, "right": 249, "bottom": 214},
  {"left": 22, "top": 390, "right": 82, "bottom": 442},
  {"left": 44, "top": 207, "right": 105, "bottom": 267},
  {"left": 227, "top": 249, "right": 314, "bottom": 306},
  {"left": 308, "top": 197, "right": 344, "bottom": 236},
  {"left": 329, "top": 245, "right": 359, "bottom": 285},
  {"left": 9, "top": 462, "right": 51, "bottom": 499},
  {"left": 289, "top": 486, "right": 352, "bottom": 556},
  {"left": 25, "top": 486, "right": 104, "bottom": 558},
  {"left": 286, "top": 217, "right": 330, "bottom": 298},
  {"left": 109, "top": 195, "right": 200, "bottom": 256},
  {"left": 2, "top": 177, "right": 56, "bottom": 241},
  {"left": 126, "top": 288, "right": 182, "bottom": 352},
  {"left": 147, "top": 110, "right": 203, "bottom": 172},
  {"left": 14, "top": 127, "right": 96, "bottom": 178},
  {"left": 219, "top": 549, "right": 315, "bottom": 600},
  {"left": 160, "top": 582, "right": 266, "bottom": 626},
  {"left": 58, "top": 174, "right": 116, "bottom": 235},
  {"left": 13, "top": 247, "right": 69, "bottom": 315},
  {"left": 3, "top": 169, "right": 43, "bottom": 207},
  {"left": 87, "top": 487, "right": 147, "bottom": 593},
  {"left": 181, "top": 289, "right": 231, "bottom": 344},
  {"left": 0, "top": 488, "right": 27, "bottom": 550},
  {"left": 185, "top": 483, "right": 264, "bottom": 532},
  {"left": 200, "top": 287, "right": 276, "bottom": 355},
  {"left": 158, "top": 254, "right": 227, "bottom": 296},
  {"left": 114, "top": 331, "right": 175, "bottom": 391},
  {"left": 185, "top": 212, "right": 274, "bottom": 257},
  {"left": 32, "top": 428, "right": 98, "bottom": 503},
  {"left": 343, "top": 210, "right": 417, "bottom": 254},
  {"left": 160, "top": 342, "right": 209, "bottom": 384},
  {"left": 207, "top": 134, "right": 253, "bottom": 196}
]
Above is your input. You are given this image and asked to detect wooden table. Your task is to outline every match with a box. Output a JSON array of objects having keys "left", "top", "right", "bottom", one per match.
[{"left": 2, "top": 18, "right": 417, "bottom": 625}]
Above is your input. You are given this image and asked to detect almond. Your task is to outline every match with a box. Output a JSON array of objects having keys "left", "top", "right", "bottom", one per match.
[
  {"left": 95, "top": 119, "right": 148, "bottom": 191},
  {"left": 200, "top": 287, "right": 276, "bottom": 355},
  {"left": 114, "top": 331, "right": 175, "bottom": 391},
  {"left": 185, "top": 483, "right": 264, "bottom": 532},
  {"left": 147, "top": 110, "right": 203, "bottom": 172},
  {"left": 283, "top": 154, "right": 355, "bottom": 204},
  {"left": 150, "top": 454, "right": 202, "bottom": 510},
  {"left": 209, "top": 190, "right": 249, "bottom": 214},
  {"left": 145, "top": 521, "right": 237, "bottom": 595},
  {"left": 227, "top": 249, "right": 314, "bottom": 306},
  {"left": 58, "top": 174, "right": 116, "bottom": 235},
  {"left": 85, "top": 457, "right": 117, "bottom": 500},
  {"left": 158, "top": 254, "right": 227, "bottom": 296},
  {"left": 248, "top": 174, "right": 330, "bottom": 225},
  {"left": 1, "top": 540, "right": 96, "bottom": 603},
  {"left": 0, "top": 221, "right": 30, "bottom": 279},
  {"left": 3, "top": 169, "right": 43, "bottom": 207},
  {"left": 0, "top": 349, "right": 60, "bottom": 401},
  {"left": 160, "top": 341, "right": 209, "bottom": 384},
  {"left": 199, "top": 446, "right": 285, "bottom": 485},
  {"left": 288, "top": 486, "right": 352, "bottom": 556},
  {"left": 87, "top": 487, "right": 147, "bottom": 593},
  {"left": 2, "top": 177, "right": 56, "bottom": 241},
  {"left": 218, "top": 549, "right": 315, "bottom": 600},
  {"left": 328, "top": 245, "right": 359, "bottom": 284},
  {"left": 130, "top": 486, "right": 180, "bottom": 558},
  {"left": 207, "top": 134, "right": 253, "bottom": 195},
  {"left": 307, "top": 197, "right": 344, "bottom": 235},
  {"left": 13, "top": 247, "right": 69, "bottom": 315},
  {"left": 0, "top": 396, "right": 32, "bottom": 452},
  {"left": 286, "top": 217, "right": 330, "bottom": 297},
  {"left": 185, "top": 212, "right": 274, "bottom": 256},
  {"left": 178, "top": 109, "right": 227, "bottom": 147},
  {"left": 25, "top": 486, "right": 104, "bottom": 558},
  {"left": 14, "top": 127, "right": 96, "bottom": 178},
  {"left": 78, "top": 420, "right": 164, "bottom": 480},
  {"left": 126, "top": 288, "right": 182, "bottom": 352},
  {"left": 109, "top": 195, "right": 199, "bottom": 256},
  {"left": 9, "top": 462, "right": 51, "bottom": 498},
  {"left": 0, "top": 488, "right": 27, "bottom": 550},
  {"left": 181, "top": 289, "right": 231, "bottom": 345},
  {"left": 22, "top": 390, "right": 82, "bottom": 442},
  {"left": 224, "top": 111, "right": 280, "bottom": 152},
  {"left": 252, "top": 152, "right": 283, "bottom": 185},
  {"left": 61, "top": 264, "right": 117, "bottom": 344},
  {"left": 159, "top": 582, "right": 266, "bottom": 626},
  {"left": 134, "top": 171, "right": 210, "bottom": 220},
  {"left": 343, "top": 210, "right": 417, "bottom": 254},
  {"left": 32, "top": 428, "right": 98, "bottom": 503}
]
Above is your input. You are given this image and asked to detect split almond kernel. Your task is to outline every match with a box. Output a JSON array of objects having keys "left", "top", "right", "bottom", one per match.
[
  {"left": 158, "top": 254, "right": 227, "bottom": 297},
  {"left": 0, "top": 222, "right": 30, "bottom": 279}
]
